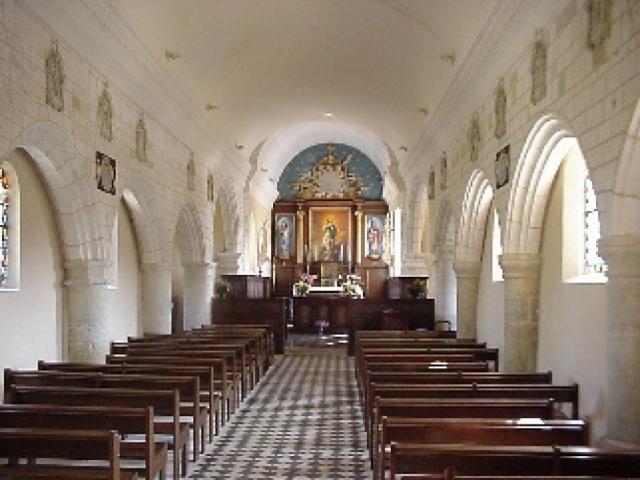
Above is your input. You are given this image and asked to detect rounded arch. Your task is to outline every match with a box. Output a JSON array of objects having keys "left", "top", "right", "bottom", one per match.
[
  {"left": 457, "top": 168, "right": 495, "bottom": 262},
  {"left": 407, "top": 178, "right": 431, "bottom": 255},
  {"left": 172, "top": 203, "right": 206, "bottom": 265},
  {"left": 121, "top": 188, "right": 161, "bottom": 264},
  {"left": 433, "top": 197, "right": 455, "bottom": 255},
  {"left": 13, "top": 121, "right": 97, "bottom": 261},
  {"left": 504, "top": 113, "right": 577, "bottom": 254},
  {"left": 215, "top": 181, "right": 241, "bottom": 253}
]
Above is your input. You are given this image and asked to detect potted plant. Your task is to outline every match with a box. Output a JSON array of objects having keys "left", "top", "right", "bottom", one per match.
[
  {"left": 215, "top": 278, "right": 231, "bottom": 299},
  {"left": 406, "top": 278, "right": 427, "bottom": 299},
  {"left": 293, "top": 280, "right": 310, "bottom": 297}
]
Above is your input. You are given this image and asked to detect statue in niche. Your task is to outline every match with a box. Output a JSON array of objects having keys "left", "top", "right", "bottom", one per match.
[
  {"left": 428, "top": 166, "right": 436, "bottom": 200},
  {"left": 530, "top": 30, "right": 548, "bottom": 105},
  {"left": 468, "top": 112, "right": 481, "bottom": 162},
  {"left": 97, "top": 82, "right": 113, "bottom": 142},
  {"left": 207, "top": 174, "right": 214, "bottom": 202},
  {"left": 45, "top": 39, "right": 65, "bottom": 112},
  {"left": 187, "top": 153, "right": 196, "bottom": 191},
  {"left": 96, "top": 152, "right": 116, "bottom": 195},
  {"left": 494, "top": 78, "right": 507, "bottom": 139},
  {"left": 135, "top": 115, "right": 147, "bottom": 162},
  {"left": 439, "top": 151, "right": 447, "bottom": 190}
]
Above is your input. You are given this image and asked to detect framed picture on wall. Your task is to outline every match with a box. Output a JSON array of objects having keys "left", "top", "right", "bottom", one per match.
[
  {"left": 275, "top": 213, "right": 295, "bottom": 260},
  {"left": 364, "top": 214, "right": 385, "bottom": 260},
  {"left": 309, "top": 207, "right": 351, "bottom": 263}
]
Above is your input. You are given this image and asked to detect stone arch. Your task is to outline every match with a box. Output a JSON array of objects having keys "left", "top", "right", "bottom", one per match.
[
  {"left": 457, "top": 168, "right": 495, "bottom": 262},
  {"left": 215, "top": 181, "right": 241, "bottom": 254},
  {"left": 173, "top": 202, "right": 206, "bottom": 265},
  {"left": 433, "top": 197, "right": 454, "bottom": 255},
  {"left": 121, "top": 188, "right": 161, "bottom": 265},
  {"left": 504, "top": 113, "right": 576, "bottom": 254},
  {"left": 13, "top": 121, "right": 97, "bottom": 261}
]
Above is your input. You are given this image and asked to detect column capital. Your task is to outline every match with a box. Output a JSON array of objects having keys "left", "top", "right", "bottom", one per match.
[
  {"left": 64, "top": 259, "right": 110, "bottom": 286},
  {"left": 453, "top": 259, "right": 482, "bottom": 278},
  {"left": 140, "top": 262, "right": 172, "bottom": 274},
  {"left": 499, "top": 253, "right": 541, "bottom": 279},
  {"left": 599, "top": 234, "right": 640, "bottom": 278}
]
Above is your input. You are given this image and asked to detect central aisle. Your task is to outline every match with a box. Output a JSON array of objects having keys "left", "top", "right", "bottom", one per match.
[{"left": 190, "top": 338, "right": 372, "bottom": 479}]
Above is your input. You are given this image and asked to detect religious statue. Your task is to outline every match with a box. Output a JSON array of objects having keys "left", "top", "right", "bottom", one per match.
[
  {"left": 187, "top": 153, "right": 196, "bottom": 191},
  {"left": 428, "top": 166, "right": 436, "bottom": 200},
  {"left": 277, "top": 216, "right": 293, "bottom": 260},
  {"left": 494, "top": 78, "right": 507, "bottom": 139},
  {"left": 322, "top": 218, "right": 337, "bottom": 260},
  {"left": 468, "top": 112, "right": 481, "bottom": 162},
  {"left": 45, "top": 39, "right": 64, "bottom": 112},
  {"left": 135, "top": 115, "right": 148, "bottom": 162},
  {"left": 530, "top": 30, "right": 548, "bottom": 105},
  {"left": 97, "top": 82, "right": 113, "bottom": 142},
  {"left": 496, "top": 144, "right": 511, "bottom": 190},
  {"left": 96, "top": 152, "right": 116, "bottom": 195},
  {"left": 588, "top": 0, "right": 611, "bottom": 63},
  {"left": 439, "top": 151, "right": 447, "bottom": 190},
  {"left": 207, "top": 174, "right": 214, "bottom": 202},
  {"left": 366, "top": 217, "right": 383, "bottom": 260}
]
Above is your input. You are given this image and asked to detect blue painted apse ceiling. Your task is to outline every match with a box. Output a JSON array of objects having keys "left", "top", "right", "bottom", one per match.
[{"left": 277, "top": 143, "right": 383, "bottom": 200}]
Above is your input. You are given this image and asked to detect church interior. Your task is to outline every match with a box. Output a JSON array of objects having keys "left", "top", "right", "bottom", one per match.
[{"left": 1, "top": 0, "right": 640, "bottom": 478}]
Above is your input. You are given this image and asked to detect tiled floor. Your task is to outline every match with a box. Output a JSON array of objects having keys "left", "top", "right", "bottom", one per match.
[{"left": 189, "top": 335, "right": 372, "bottom": 479}]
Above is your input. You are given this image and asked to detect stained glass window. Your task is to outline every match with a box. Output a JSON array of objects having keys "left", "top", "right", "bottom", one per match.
[
  {"left": 0, "top": 167, "right": 9, "bottom": 287},
  {"left": 584, "top": 174, "right": 606, "bottom": 274}
]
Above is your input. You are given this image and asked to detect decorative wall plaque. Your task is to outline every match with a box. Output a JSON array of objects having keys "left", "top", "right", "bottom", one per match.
[
  {"left": 428, "top": 166, "right": 436, "bottom": 200},
  {"left": 468, "top": 112, "right": 481, "bottom": 163},
  {"left": 96, "top": 152, "right": 116, "bottom": 195},
  {"left": 45, "top": 39, "right": 65, "bottom": 112},
  {"left": 439, "top": 151, "right": 448, "bottom": 190},
  {"left": 135, "top": 115, "right": 147, "bottom": 162},
  {"left": 494, "top": 78, "right": 507, "bottom": 139},
  {"left": 97, "top": 82, "right": 113, "bottom": 142},
  {"left": 496, "top": 144, "right": 510, "bottom": 190},
  {"left": 187, "top": 153, "right": 196, "bottom": 191},
  {"left": 530, "top": 30, "right": 548, "bottom": 105}
]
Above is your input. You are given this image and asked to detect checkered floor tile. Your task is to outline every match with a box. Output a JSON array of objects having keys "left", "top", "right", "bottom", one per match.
[{"left": 189, "top": 341, "right": 372, "bottom": 479}]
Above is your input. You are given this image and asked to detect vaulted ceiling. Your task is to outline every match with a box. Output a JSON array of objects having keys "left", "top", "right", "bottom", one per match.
[{"left": 110, "top": 0, "right": 497, "bottom": 179}]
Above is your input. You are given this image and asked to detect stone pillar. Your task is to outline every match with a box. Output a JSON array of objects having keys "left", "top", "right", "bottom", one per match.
[
  {"left": 216, "top": 252, "right": 242, "bottom": 276},
  {"left": 599, "top": 235, "right": 640, "bottom": 446},
  {"left": 140, "top": 262, "right": 172, "bottom": 335},
  {"left": 183, "top": 262, "right": 213, "bottom": 330},
  {"left": 453, "top": 260, "right": 482, "bottom": 339},
  {"left": 499, "top": 253, "right": 541, "bottom": 372},
  {"left": 434, "top": 250, "right": 456, "bottom": 329},
  {"left": 64, "top": 260, "right": 110, "bottom": 362}
]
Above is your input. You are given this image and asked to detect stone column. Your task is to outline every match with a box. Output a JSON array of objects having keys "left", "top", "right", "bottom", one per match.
[
  {"left": 140, "top": 262, "right": 172, "bottom": 335},
  {"left": 453, "top": 260, "right": 482, "bottom": 339},
  {"left": 599, "top": 235, "right": 640, "bottom": 446},
  {"left": 64, "top": 260, "right": 110, "bottom": 362},
  {"left": 499, "top": 253, "right": 541, "bottom": 372},
  {"left": 183, "top": 262, "right": 213, "bottom": 330},
  {"left": 433, "top": 250, "right": 456, "bottom": 329}
]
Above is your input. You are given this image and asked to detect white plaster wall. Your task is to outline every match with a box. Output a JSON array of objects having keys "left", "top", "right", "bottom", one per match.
[
  {"left": 107, "top": 201, "right": 141, "bottom": 341},
  {"left": 538, "top": 163, "right": 608, "bottom": 441},
  {"left": 476, "top": 212, "right": 505, "bottom": 355},
  {"left": 0, "top": 149, "right": 63, "bottom": 398}
]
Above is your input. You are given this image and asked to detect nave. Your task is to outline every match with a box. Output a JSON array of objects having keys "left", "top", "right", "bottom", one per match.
[{"left": 190, "top": 337, "right": 370, "bottom": 479}]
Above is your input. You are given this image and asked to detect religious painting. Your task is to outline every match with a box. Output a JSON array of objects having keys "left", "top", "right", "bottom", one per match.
[
  {"left": 275, "top": 214, "right": 295, "bottom": 260},
  {"left": 309, "top": 208, "right": 351, "bottom": 263},
  {"left": 496, "top": 144, "right": 510, "bottom": 190},
  {"left": 364, "top": 214, "right": 385, "bottom": 260},
  {"left": 96, "top": 151, "right": 116, "bottom": 195}
]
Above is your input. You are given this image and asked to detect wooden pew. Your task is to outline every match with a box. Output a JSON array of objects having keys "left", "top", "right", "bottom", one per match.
[
  {"left": 7, "top": 385, "right": 186, "bottom": 480},
  {"left": 0, "top": 404, "right": 167, "bottom": 480},
  {"left": 388, "top": 444, "right": 640, "bottom": 479},
  {"left": 0, "top": 428, "right": 137, "bottom": 480},
  {"left": 377, "top": 418, "right": 589, "bottom": 480}
]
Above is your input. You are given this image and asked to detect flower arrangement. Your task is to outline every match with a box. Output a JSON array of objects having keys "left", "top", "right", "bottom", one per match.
[
  {"left": 215, "top": 278, "right": 231, "bottom": 299},
  {"left": 406, "top": 278, "right": 427, "bottom": 299},
  {"left": 293, "top": 280, "right": 310, "bottom": 296},
  {"left": 342, "top": 274, "right": 364, "bottom": 298}
]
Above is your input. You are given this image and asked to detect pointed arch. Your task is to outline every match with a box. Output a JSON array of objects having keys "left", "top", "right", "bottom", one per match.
[
  {"left": 457, "top": 169, "right": 495, "bottom": 262},
  {"left": 504, "top": 113, "right": 576, "bottom": 254}
]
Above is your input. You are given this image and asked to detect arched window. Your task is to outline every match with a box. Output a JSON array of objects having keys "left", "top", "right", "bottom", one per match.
[
  {"left": 491, "top": 210, "right": 504, "bottom": 282},
  {"left": 583, "top": 173, "right": 606, "bottom": 275},
  {"left": 0, "top": 163, "right": 20, "bottom": 290}
]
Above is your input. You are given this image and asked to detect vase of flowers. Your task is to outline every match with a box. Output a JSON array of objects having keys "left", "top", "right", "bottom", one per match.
[
  {"left": 215, "top": 278, "right": 231, "bottom": 299},
  {"left": 406, "top": 278, "right": 427, "bottom": 299},
  {"left": 293, "top": 280, "right": 310, "bottom": 297},
  {"left": 342, "top": 274, "right": 364, "bottom": 298}
]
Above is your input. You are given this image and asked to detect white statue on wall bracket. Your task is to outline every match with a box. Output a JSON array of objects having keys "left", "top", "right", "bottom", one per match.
[
  {"left": 428, "top": 166, "right": 436, "bottom": 200},
  {"left": 187, "top": 152, "right": 196, "bottom": 191},
  {"left": 468, "top": 112, "right": 481, "bottom": 163},
  {"left": 530, "top": 29, "right": 548, "bottom": 106},
  {"left": 207, "top": 173, "right": 214, "bottom": 202},
  {"left": 439, "top": 151, "right": 447, "bottom": 190},
  {"left": 494, "top": 77, "right": 507, "bottom": 139},
  {"left": 97, "top": 82, "right": 113, "bottom": 142},
  {"left": 135, "top": 114, "right": 148, "bottom": 162},
  {"left": 45, "top": 39, "right": 65, "bottom": 112}
]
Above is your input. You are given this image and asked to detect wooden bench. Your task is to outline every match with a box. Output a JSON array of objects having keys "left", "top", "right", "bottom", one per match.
[
  {"left": 6, "top": 385, "right": 186, "bottom": 480},
  {"left": 0, "top": 428, "right": 137, "bottom": 480},
  {"left": 377, "top": 418, "right": 589, "bottom": 480},
  {"left": 388, "top": 444, "right": 640, "bottom": 479},
  {"left": 0, "top": 404, "right": 166, "bottom": 480}
]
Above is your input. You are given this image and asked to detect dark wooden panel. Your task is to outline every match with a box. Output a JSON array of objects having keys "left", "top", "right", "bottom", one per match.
[
  {"left": 211, "top": 298, "right": 287, "bottom": 354},
  {"left": 355, "top": 266, "right": 388, "bottom": 299},
  {"left": 223, "top": 274, "right": 266, "bottom": 299},
  {"left": 274, "top": 266, "right": 301, "bottom": 297},
  {"left": 387, "top": 276, "right": 429, "bottom": 299}
]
